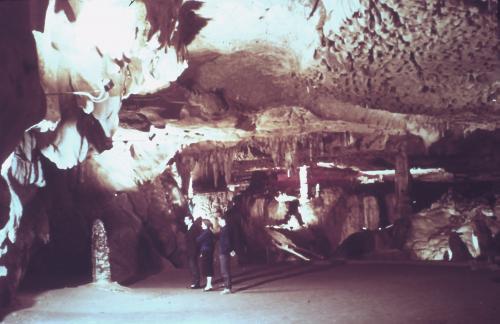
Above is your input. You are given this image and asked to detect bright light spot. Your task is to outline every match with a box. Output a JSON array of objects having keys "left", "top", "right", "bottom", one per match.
[
  {"left": 481, "top": 209, "right": 494, "bottom": 217},
  {"left": 40, "top": 121, "right": 89, "bottom": 169},
  {"left": 298, "top": 201, "right": 317, "bottom": 226},
  {"left": 190, "top": 193, "right": 224, "bottom": 221},
  {"left": 27, "top": 119, "right": 59, "bottom": 132},
  {"left": 90, "top": 127, "right": 177, "bottom": 190},
  {"left": 274, "top": 192, "right": 296, "bottom": 203},
  {"left": 361, "top": 170, "right": 396, "bottom": 176},
  {"left": 193, "top": 0, "right": 320, "bottom": 69},
  {"left": 170, "top": 163, "right": 183, "bottom": 188},
  {"left": 74, "top": 0, "right": 139, "bottom": 59},
  {"left": 447, "top": 248, "right": 453, "bottom": 261},
  {"left": 0, "top": 245, "right": 7, "bottom": 257},
  {"left": 406, "top": 120, "right": 441, "bottom": 148},
  {"left": 317, "top": 162, "right": 335, "bottom": 168},
  {"left": 471, "top": 232, "right": 480, "bottom": 256},
  {"left": 0, "top": 266, "right": 7, "bottom": 277},
  {"left": 36, "top": 0, "right": 190, "bottom": 106},
  {"left": 269, "top": 215, "right": 303, "bottom": 231},
  {"left": 188, "top": 175, "right": 194, "bottom": 199},
  {"left": 315, "top": 183, "right": 320, "bottom": 198},
  {"left": 357, "top": 168, "right": 448, "bottom": 184},
  {"left": 299, "top": 165, "right": 308, "bottom": 203},
  {"left": 0, "top": 154, "right": 24, "bottom": 256},
  {"left": 357, "top": 176, "right": 377, "bottom": 184},
  {"left": 317, "top": 162, "right": 360, "bottom": 171}
]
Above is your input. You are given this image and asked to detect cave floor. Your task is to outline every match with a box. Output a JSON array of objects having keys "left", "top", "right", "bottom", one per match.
[{"left": 2, "top": 261, "right": 500, "bottom": 324}]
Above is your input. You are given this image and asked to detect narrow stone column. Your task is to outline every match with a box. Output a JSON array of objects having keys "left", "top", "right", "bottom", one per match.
[
  {"left": 299, "top": 165, "right": 309, "bottom": 203},
  {"left": 92, "top": 219, "right": 111, "bottom": 284},
  {"left": 395, "top": 143, "right": 412, "bottom": 218},
  {"left": 363, "top": 196, "right": 380, "bottom": 230}
]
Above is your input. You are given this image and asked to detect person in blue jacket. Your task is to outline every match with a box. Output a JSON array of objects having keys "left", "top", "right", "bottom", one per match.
[
  {"left": 218, "top": 216, "right": 236, "bottom": 294},
  {"left": 196, "top": 219, "right": 215, "bottom": 291}
]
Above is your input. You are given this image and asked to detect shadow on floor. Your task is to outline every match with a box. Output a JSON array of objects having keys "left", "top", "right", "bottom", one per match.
[
  {"left": 0, "top": 296, "right": 36, "bottom": 322},
  {"left": 232, "top": 263, "right": 336, "bottom": 293},
  {"left": 213, "top": 262, "right": 305, "bottom": 285},
  {"left": 0, "top": 273, "right": 90, "bottom": 321}
]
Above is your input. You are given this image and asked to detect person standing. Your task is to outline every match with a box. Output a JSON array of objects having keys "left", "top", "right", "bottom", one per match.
[
  {"left": 196, "top": 219, "right": 215, "bottom": 291},
  {"left": 184, "top": 215, "right": 201, "bottom": 289},
  {"left": 218, "top": 216, "right": 236, "bottom": 294}
]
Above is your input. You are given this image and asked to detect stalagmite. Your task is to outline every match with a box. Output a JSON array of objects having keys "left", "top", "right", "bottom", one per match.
[
  {"left": 92, "top": 219, "right": 111, "bottom": 284},
  {"left": 363, "top": 196, "right": 380, "bottom": 230},
  {"left": 395, "top": 142, "right": 411, "bottom": 218},
  {"left": 188, "top": 174, "right": 193, "bottom": 199},
  {"left": 299, "top": 165, "right": 309, "bottom": 203}
]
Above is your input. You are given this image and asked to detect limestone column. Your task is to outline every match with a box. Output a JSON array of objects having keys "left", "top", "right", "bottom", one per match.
[
  {"left": 395, "top": 142, "right": 412, "bottom": 218},
  {"left": 299, "top": 165, "right": 309, "bottom": 203},
  {"left": 92, "top": 219, "right": 111, "bottom": 284}
]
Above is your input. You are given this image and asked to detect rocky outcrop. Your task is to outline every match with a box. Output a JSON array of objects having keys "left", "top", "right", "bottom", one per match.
[
  {"left": 0, "top": 0, "right": 206, "bottom": 305},
  {"left": 231, "top": 181, "right": 395, "bottom": 261},
  {"left": 405, "top": 191, "right": 499, "bottom": 260}
]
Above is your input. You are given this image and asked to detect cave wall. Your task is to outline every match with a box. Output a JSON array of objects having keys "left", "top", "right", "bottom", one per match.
[
  {"left": 0, "top": 1, "right": 46, "bottom": 166},
  {"left": 228, "top": 178, "right": 500, "bottom": 263},
  {"left": 232, "top": 183, "right": 387, "bottom": 261},
  {"left": 405, "top": 190, "right": 500, "bottom": 260},
  {"left": 30, "top": 164, "right": 186, "bottom": 283}
]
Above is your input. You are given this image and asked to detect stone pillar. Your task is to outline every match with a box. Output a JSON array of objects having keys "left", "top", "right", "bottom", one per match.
[
  {"left": 363, "top": 196, "right": 380, "bottom": 230},
  {"left": 188, "top": 173, "right": 193, "bottom": 199},
  {"left": 395, "top": 143, "right": 411, "bottom": 218},
  {"left": 299, "top": 165, "right": 308, "bottom": 203},
  {"left": 92, "top": 219, "right": 111, "bottom": 284}
]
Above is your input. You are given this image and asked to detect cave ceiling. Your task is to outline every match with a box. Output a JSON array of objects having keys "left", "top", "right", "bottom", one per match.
[
  {"left": 119, "top": 0, "right": 500, "bottom": 190},
  {"left": 2, "top": 0, "right": 500, "bottom": 193}
]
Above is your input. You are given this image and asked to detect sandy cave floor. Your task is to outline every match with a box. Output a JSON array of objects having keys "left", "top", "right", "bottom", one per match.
[{"left": 2, "top": 261, "right": 500, "bottom": 324}]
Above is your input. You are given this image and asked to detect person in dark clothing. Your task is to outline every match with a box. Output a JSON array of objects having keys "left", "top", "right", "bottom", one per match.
[
  {"left": 184, "top": 215, "right": 201, "bottom": 288},
  {"left": 218, "top": 216, "right": 236, "bottom": 294},
  {"left": 196, "top": 219, "right": 215, "bottom": 291}
]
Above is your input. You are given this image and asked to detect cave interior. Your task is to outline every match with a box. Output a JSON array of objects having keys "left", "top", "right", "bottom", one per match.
[{"left": 0, "top": 0, "right": 500, "bottom": 313}]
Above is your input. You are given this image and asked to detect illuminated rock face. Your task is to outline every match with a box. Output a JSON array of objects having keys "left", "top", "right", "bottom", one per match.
[
  {"left": 0, "top": 0, "right": 206, "bottom": 305},
  {"left": 231, "top": 183, "right": 392, "bottom": 261},
  {"left": 405, "top": 191, "right": 500, "bottom": 261},
  {"left": 30, "top": 0, "right": 206, "bottom": 169}
]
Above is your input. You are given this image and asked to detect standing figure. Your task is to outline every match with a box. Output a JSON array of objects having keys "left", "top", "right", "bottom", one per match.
[
  {"left": 218, "top": 216, "right": 236, "bottom": 294},
  {"left": 196, "top": 219, "right": 215, "bottom": 291},
  {"left": 184, "top": 215, "right": 201, "bottom": 289}
]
